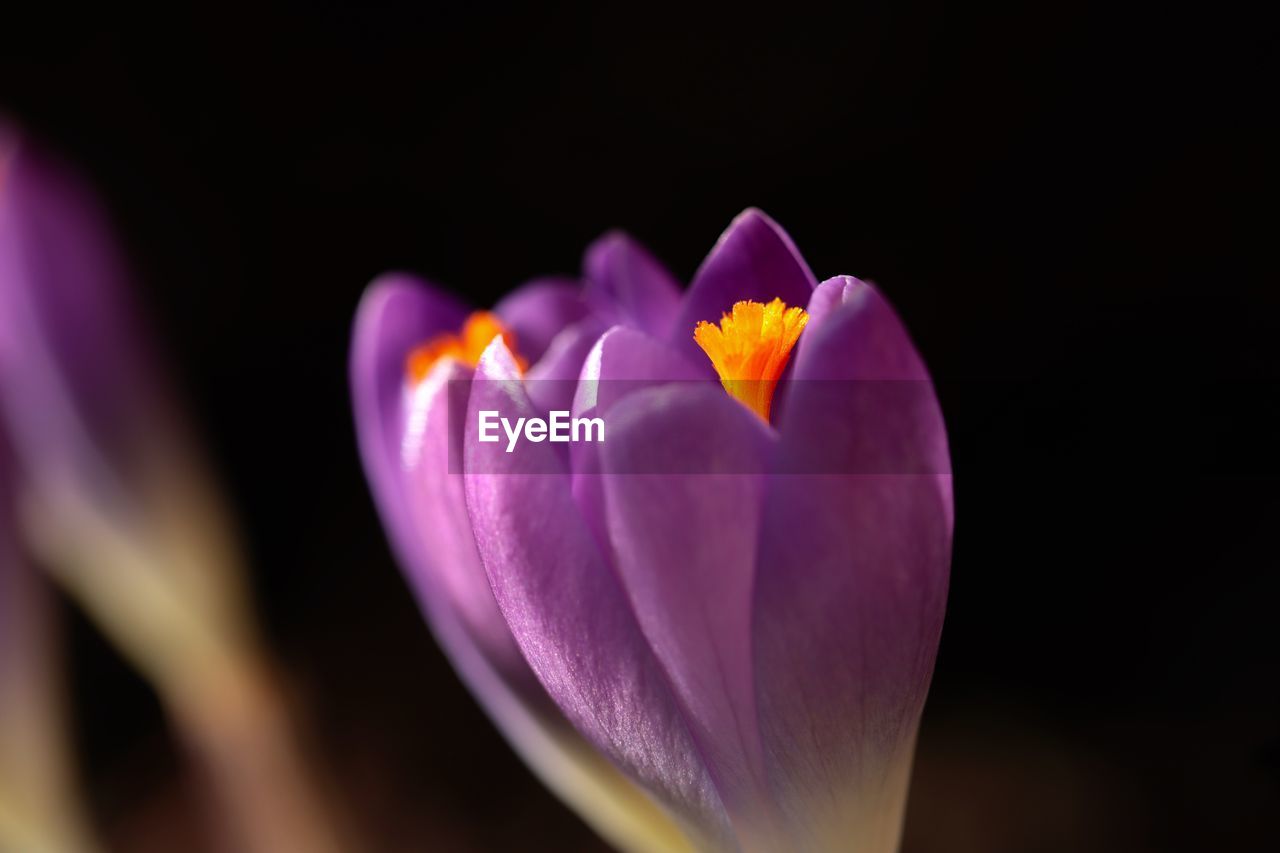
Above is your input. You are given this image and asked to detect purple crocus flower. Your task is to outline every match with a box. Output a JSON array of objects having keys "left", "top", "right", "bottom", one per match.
[{"left": 352, "top": 209, "right": 952, "bottom": 851}]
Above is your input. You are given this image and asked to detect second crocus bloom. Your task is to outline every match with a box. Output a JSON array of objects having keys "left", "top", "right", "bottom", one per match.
[{"left": 352, "top": 209, "right": 952, "bottom": 852}]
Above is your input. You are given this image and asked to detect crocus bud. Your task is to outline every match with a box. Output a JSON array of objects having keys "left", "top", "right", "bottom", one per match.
[
  {"left": 0, "top": 129, "right": 251, "bottom": 687},
  {"left": 353, "top": 209, "right": 952, "bottom": 851},
  {"left": 0, "top": 128, "right": 346, "bottom": 853}
]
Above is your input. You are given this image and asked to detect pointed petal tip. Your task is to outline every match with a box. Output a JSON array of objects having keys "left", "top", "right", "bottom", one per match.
[
  {"left": 476, "top": 331, "right": 525, "bottom": 381},
  {"left": 586, "top": 228, "right": 634, "bottom": 254},
  {"left": 670, "top": 207, "right": 817, "bottom": 373},
  {"left": 583, "top": 230, "right": 683, "bottom": 338},
  {"left": 493, "top": 276, "right": 588, "bottom": 364},
  {"left": 578, "top": 323, "right": 630, "bottom": 374},
  {"left": 718, "top": 206, "right": 792, "bottom": 249},
  {"left": 730, "top": 205, "right": 768, "bottom": 226},
  {"left": 583, "top": 229, "right": 646, "bottom": 275},
  {"left": 354, "top": 272, "right": 459, "bottom": 332},
  {"left": 362, "top": 269, "right": 431, "bottom": 300},
  {"left": 569, "top": 324, "right": 629, "bottom": 415},
  {"left": 350, "top": 273, "right": 468, "bottom": 386}
]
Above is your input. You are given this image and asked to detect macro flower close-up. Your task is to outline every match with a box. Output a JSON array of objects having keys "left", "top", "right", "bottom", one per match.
[
  {"left": 0, "top": 6, "right": 1270, "bottom": 852},
  {"left": 351, "top": 210, "right": 953, "bottom": 852}
]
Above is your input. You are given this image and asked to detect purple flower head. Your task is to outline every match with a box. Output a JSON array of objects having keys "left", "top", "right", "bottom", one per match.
[
  {"left": 1, "top": 127, "right": 350, "bottom": 853},
  {"left": 0, "top": 129, "right": 166, "bottom": 495},
  {"left": 351, "top": 209, "right": 952, "bottom": 851},
  {"left": 0, "top": 127, "right": 250, "bottom": 689}
]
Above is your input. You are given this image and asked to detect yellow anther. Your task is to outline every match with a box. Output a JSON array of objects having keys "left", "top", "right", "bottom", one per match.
[
  {"left": 693, "top": 298, "right": 808, "bottom": 422},
  {"left": 406, "top": 310, "right": 527, "bottom": 382}
]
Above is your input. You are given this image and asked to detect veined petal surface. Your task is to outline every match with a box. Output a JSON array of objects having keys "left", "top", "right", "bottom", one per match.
[
  {"left": 464, "top": 338, "right": 734, "bottom": 848},
  {"left": 352, "top": 278, "right": 694, "bottom": 851},
  {"left": 601, "top": 384, "right": 780, "bottom": 837},
  {"left": 753, "top": 277, "right": 952, "bottom": 850}
]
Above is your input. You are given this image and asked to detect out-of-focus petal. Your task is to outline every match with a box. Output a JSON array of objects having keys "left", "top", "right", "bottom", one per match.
[
  {"left": 600, "top": 383, "right": 780, "bottom": 834},
  {"left": 0, "top": 133, "right": 249, "bottom": 683},
  {"left": 494, "top": 276, "right": 587, "bottom": 364},
  {"left": 463, "top": 338, "right": 733, "bottom": 848},
  {"left": 583, "top": 231, "right": 683, "bottom": 338},
  {"left": 670, "top": 209, "right": 817, "bottom": 367},
  {"left": 0, "top": 441, "right": 97, "bottom": 853},
  {"left": 752, "top": 277, "right": 952, "bottom": 848},
  {"left": 2, "top": 131, "right": 350, "bottom": 853},
  {"left": 0, "top": 140, "right": 150, "bottom": 463}
]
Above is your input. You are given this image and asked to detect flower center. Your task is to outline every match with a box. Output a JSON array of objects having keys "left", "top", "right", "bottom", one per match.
[
  {"left": 693, "top": 298, "right": 808, "bottom": 422},
  {"left": 405, "top": 310, "right": 527, "bottom": 382}
]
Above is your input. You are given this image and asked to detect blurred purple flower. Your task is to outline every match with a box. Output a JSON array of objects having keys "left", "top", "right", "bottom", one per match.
[
  {"left": 0, "top": 126, "right": 250, "bottom": 679},
  {"left": 351, "top": 209, "right": 952, "bottom": 851},
  {"left": 0, "top": 128, "right": 346, "bottom": 853}
]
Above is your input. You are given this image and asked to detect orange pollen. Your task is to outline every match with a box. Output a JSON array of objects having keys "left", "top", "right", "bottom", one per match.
[
  {"left": 405, "top": 310, "right": 527, "bottom": 383},
  {"left": 693, "top": 298, "right": 809, "bottom": 422}
]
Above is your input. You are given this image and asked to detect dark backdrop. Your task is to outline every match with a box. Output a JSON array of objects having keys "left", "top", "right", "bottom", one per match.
[{"left": 2, "top": 3, "right": 1275, "bottom": 851}]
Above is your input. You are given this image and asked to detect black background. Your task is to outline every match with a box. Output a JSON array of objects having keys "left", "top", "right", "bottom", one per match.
[{"left": 2, "top": 2, "right": 1276, "bottom": 851}]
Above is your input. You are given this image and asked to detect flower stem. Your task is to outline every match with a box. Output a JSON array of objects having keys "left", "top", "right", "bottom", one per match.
[{"left": 165, "top": 649, "right": 348, "bottom": 853}]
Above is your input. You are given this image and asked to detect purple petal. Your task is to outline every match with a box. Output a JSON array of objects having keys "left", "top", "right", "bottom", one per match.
[
  {"left": 790, "top": 275, "right": 865, "bottom": 376},
  {"left": 600, "top": 383, "right": 779, "bottom": 826},
  {"left": 772, "top": 273, "right": 898, "bottom": 432},
  {"left": 393, "top": 381, "right": 696, "bottom": 848},
  {"left": 790, "top": 276, "right": 935, "bottom": 385},
  {"left": 350, "top": 274, "right": 468, "bottom": 564},
  {"left": 353, "top": 282, "right": 696, "bottom": 849},
  {"left": 404, "top": 543, "right": 696, "bottom": 851},
  {"left": 572, "top": 326, "right": 707, "bottom": 418},
  {"left": 568, "top": 326, "right": 709, "bottom": 553},
  {"left": 494, "top": 276, "right": 587, "bottom": 364},
  {"left": 351, "top": 274, "right": 536, "bottom": 686},
  {"left": 524, "top": 317, "right": 608, "bottom": 416},
  {"left": 0, "top": 133, "right": 229, "bottom": 584},
  {"left": 0, "top": 138, "right": 164, "bottom": 486},
  {"left": 399, "top": 358, "right": 534, "bottom": 684},
  {"left": 583, "top": 231, "right": 683, "bottom": 338},
  {"left": 463, "top": 338, "right": 732, "bottom": 846},
  {"left": 670, "top": 209, "right": 818, "bottom": 367},
  {"left": 752, "top": 279, "right": 952, "bottom": 842}
]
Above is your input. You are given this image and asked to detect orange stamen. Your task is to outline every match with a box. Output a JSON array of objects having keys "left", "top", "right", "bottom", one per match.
[
  {"left": 693, "top": 298, "right": 808, "bottom": 422},
  {"left": 405, "top": 310, "right": 528, "bottom": 382}
]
